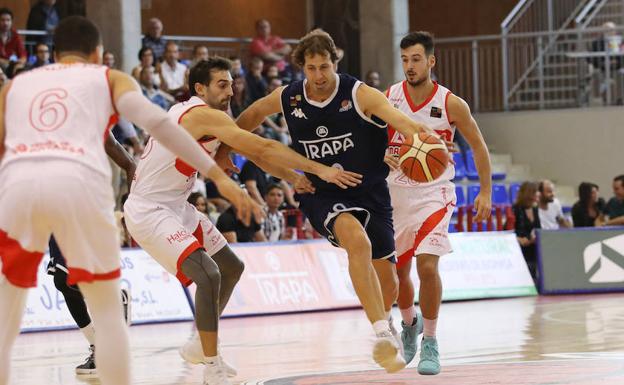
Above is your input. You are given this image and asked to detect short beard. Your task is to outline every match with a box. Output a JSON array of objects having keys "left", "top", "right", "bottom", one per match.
[{"left": 407, "top": 75, "right": 428, "bottom": 87}]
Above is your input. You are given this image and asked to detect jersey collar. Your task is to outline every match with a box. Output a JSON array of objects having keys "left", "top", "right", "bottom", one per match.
[{"left": 303, "top": 73, "right": 340, "bottom": 108}]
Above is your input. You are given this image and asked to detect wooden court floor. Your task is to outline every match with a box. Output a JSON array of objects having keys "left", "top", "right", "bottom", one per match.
[{"left": 8, "top": 293, "right": 624, "bottom": 384}]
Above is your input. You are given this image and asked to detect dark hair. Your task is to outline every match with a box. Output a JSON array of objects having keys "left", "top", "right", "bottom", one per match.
[
  {"left": 137, "top": 46, "right": 153, "bottom": 61},
  {"left": 0, "top": 7, "right": 13, "bottom": 20},
  {"left": 103, "top": 50, "right": 113, "bottom": 58},
  {"left": 188, "top": 192, "right": 205, "bottom": 207},
  {"left": 188, "top": 57, "right": 232, "bottom": 96},
  {"left": 54, "top": 16, "right": 101, "bottom": 56},
  {"left": 292, "top": 29, "right": 339, "bottom": 67},
  {"left": 614, "top": 175, "right": 624, "bottom": 186},
  {"left": 400, "top": 31, "right": 435, "bottom": 55},
  {"left": 578, "top": 182, "right": 598, "bottom": 208},
  {"left": 35, "top": 42, "right": 49, "bottom": 51},
  {"left": 193, "top": 44, "right": 207, "bottom": 55},
  {"left": 265, "top": 183, "right": 283, "bottom": 196},
  {"left": 514, "top": 181, "right": 538, "bottom": 208}
]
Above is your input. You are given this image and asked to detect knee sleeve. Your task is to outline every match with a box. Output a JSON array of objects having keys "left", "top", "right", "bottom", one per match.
[
  {"left": 181, "top": 250, "right": 221, "bottom": 332},
  {"left": 53, "top": 269, "right": 91, "bottom": 328},
  {"left": 211, "top": 246, "right": 244, "bottom": 283}
]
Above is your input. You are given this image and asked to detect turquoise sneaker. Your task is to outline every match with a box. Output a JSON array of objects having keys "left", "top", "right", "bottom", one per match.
[
  {"left": 417, "top": 336, "right": 440, "bottom": 375},
  {"left": 400, "top": 312, "right": 423, "bottom": 364}
]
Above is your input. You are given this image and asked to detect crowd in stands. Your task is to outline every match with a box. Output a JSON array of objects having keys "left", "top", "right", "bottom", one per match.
[
  {"left": 510, "top": 175, "right": 624, "bottom": 281},
  {"left": 2, "top": 5, "right": 623, "bottom": 255}
]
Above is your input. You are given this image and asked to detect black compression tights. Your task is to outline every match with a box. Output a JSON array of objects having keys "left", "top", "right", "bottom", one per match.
[{"left": 53, "top": 269, "right": 92, "bottom": 328}]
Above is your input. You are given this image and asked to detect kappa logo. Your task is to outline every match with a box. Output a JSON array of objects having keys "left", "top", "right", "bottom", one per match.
[
  {"left": 291, "top": 108, "right": 308, "bottom": 119},
  {"left": 339, "top": 100, "right": 353, "bottom": 112},
  {"left": 583, "top": 234, "right": 624, "bottom": 283}
]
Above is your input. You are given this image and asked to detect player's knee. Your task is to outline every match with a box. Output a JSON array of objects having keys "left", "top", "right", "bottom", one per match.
[
  {"left": 416, "top": 256, "right": 439, "bottom": 280},
  {"left": 213, "top": 246, "right": 245, "bottom": 281},
  {"left": 53, "top": 269, "right": 72, "bottom": 294},
  {"left": 182, "top": 250, "right": 222, "bottom": 289},
  {"left": 397, "top": 263, "right": 412, "bottom": 282}
]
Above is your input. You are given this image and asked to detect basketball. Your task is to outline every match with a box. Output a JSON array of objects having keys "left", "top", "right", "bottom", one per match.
[{"left": 398, "top": 132, "right": 450, "bottom": 183}]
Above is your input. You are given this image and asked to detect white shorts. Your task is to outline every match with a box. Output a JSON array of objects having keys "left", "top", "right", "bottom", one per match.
[
  {"left": 0, "top": 160, "right": 120, "bottom": 288},
  {"left": 389, "top": 181, "right": 456, "bottom": 268},
  {"left": 123, "top": 195, "right": 227, "bottom": 286}
]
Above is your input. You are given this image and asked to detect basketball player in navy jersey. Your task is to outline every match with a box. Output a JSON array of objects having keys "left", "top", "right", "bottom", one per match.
[
  {"left": 47, "top": 132, "right": 134, "bottom": 375},
  {"left": 236, "top": 29, "right": 445, "bottom": 373}
]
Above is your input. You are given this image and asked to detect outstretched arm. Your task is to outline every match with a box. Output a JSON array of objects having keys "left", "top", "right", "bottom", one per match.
[
  {"left": 104, "top": 131, "right": 136, "bottom": 192},
  {"left": 236, "top": 87, "right": 285, "bottom": 132},
  {"left": 184, "top": 108, "right": 362, "bottom": 190},
  {"left": 447, "top": 94, "right": 492, "bottom": 222},
  {"left": 0, "top": 82, "right": 9, "bottom": 163}
]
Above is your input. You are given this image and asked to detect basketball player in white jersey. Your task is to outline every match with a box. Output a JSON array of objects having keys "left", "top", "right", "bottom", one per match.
[
  {"left": 124, "top": 58, "right": 362, "bottom": 384},
  {"left": 0, "top": 17, "right": 259, "bottom": 385},
  {"left": 384, "top": 31, "right": 492, "bottom": 375}
]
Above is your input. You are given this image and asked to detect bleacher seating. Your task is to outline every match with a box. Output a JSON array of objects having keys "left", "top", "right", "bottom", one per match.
[{"left": 465, "top": 150, "right": 506, "bottom": 181}]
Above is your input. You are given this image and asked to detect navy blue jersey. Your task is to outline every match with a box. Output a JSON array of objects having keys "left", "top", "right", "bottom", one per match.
[{"left": 281, "top": 73, "right": 389, "bottom": 193}]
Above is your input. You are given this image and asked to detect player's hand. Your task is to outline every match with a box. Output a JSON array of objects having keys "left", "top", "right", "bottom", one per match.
[
  {"left": 317, "top": 166, "right": 363, "bottom": 189},
  {"left": 214, "top": 178, "right": 265, "bottom": 226},
  {"left": 294, "top": 174, "right": 315, "bottom": 194},
  {"left": 384, "top": 154, "right": 399, "bottom": 171},
  {"left": 214, "top": 145, "right": 240, "bottom": 176},
  {"left": 473, "top": 191, "right": 492, "bottom": 222},
  {"left": 518, "top": 237, "right": 531, "bottom": 247}
]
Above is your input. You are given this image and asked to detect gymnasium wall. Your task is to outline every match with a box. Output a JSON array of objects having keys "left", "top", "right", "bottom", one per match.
[
  {"left": 409, "top": 0, "right": 517, "bottom": 37},
  {"left": 476, "top": 107, "right": 624, "bottom": 195}
]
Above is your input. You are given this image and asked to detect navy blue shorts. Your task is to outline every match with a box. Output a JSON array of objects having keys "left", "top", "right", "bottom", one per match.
[{"left": 296, "top": 182, "right": 396, "bottom": 262}]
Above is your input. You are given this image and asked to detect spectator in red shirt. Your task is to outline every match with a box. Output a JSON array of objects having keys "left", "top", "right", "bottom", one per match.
[
  {"left": 0, "top": 8, "right": 27, "bottom": 74},
  {"left": 249, "top": 19, "right": 291, "bottom": 73}
]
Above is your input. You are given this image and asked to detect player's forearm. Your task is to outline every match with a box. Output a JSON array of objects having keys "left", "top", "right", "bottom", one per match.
[
  {"left": 248, "top": 154, "right": 300, "bottom": 184},
  {"left": 236, "top": 105, "right": 266, "bottom": 132},
  {"left": 473, "top": 142, "right": 492, "bottom": 193},
  {"left": 606, "top": 216, "right": 624, "bottom": 226},
  {"left": 258, "top": 140, "right": 326, "bottom": 177}
]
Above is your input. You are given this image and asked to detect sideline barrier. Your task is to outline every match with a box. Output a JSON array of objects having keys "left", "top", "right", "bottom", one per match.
[
  {"left": 21, "top": 232, "right": 535, "bottom": 332},
  {"left": 537, "top": 227, "right": 624, "bottom": 294}
]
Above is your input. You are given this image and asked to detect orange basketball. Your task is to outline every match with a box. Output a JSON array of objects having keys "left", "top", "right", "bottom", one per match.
[{"left": 398, "top": 132, "right": 450, "bottom": 183}]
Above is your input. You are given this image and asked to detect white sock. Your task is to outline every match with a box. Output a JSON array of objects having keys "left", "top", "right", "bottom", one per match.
[
  {"left": 400, "top": 306, "right": 415, "bottom": 325},
  {"left": 423, "top": 317, "right": 438, "bottom": 337},
  {"left": 80, "top": 323, "right": 96, "bottom": 346},
  {"left": 204, "top": 355, "right": 218, "bottom": 365},
  {"left": 372, "top": 320, "right": 390, "bottom": 336},
  {"left": 79, "top": 280, "right": 130, "bottom": 385}
]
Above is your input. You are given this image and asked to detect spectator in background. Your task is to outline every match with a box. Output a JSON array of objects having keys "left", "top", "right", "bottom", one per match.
[
  {"left": 188, "top": 191, "right": 219, "bottom": 224},
  {"left": 27, "top": 42, "right": 51, "bottom": 69},
  {"left": 142, "top": 17, "right": 166, "bottom": 62},
  {"left": 26, "top": 0, "right": 59, "bottom": 48},
  {"left": 160, "top": 41, "right": 187, "bottom": 98},
  {"left": 131, "top": 46, "right": 161, "bottom": 88},
  {"left": 239, "top": 155, "right": 274, "bottom": 207},
  {"left": 572, "top": 182, "right": 606, "bottom": 227},
  {"left": 263, "top": 184, "right": 286, "bottom": 242},
  {"left": 229, "top": 55, "right": 245, "bottom": 77},
  {"left": 249, "top": 18, "right": 291, "bottom": 73},
  {"left": 365, "top": 70, "right": 381, "bottom": 90},
  {"left": 230, "top": 74, "right": 250, "bottom": 118},
  {"left": 190, "top": 45, "right": 209, "bottom": 67},
  {"left": 262, "top": 77, "right": 290, "bottom": 145},
  {"left": 537, "top": 180, "right": 571, "bottom": 229},
  {"left": 265, "top": 64, "right": 279, "bottom": 80},
  {"left": 0, "top": 8, "right": 27, "bottom": 76},
  {"left": 245, "top": 56, "right": 267, "bottom": 102},
  {"left": 601, "top": 174, "right": 624, "bottom": 226},
  {"left": 513, "top": 181, "right": 541, "bottom": 281},
  {"left": 217, "top": 205, "right": 267, "bottom": 243},
  {"left": 140, "top": 66, "right": 174, "bottom": 110},
  {"left": 102, "top": 50, "right": 115, "bottom": 68}
]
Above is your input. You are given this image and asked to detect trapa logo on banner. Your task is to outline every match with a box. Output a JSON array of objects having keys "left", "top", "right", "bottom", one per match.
[{"left": 584, "top": 234, "right": 624, "bottom": 283}]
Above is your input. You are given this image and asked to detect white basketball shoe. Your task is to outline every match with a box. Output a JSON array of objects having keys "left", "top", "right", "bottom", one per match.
[{"left": 179, "top": 334, "right": 237, "bottom": 377}]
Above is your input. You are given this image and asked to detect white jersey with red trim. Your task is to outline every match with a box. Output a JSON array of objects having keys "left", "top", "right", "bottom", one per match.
[
  {"left": 386, "top": 81, "right": 455, "bottom": 188},
  {"left": 1, "top": 63, "right": 117, "bottom": 178},
  {"left": 130, "top": 96, "right": 220, "bottom": 206}
]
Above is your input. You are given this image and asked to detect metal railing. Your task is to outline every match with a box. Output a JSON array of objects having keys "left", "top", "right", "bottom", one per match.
[{"left": 435, "top": 25, "right": 624, "bottom": 112}]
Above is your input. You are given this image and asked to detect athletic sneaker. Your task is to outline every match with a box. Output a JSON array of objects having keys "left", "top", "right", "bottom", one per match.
[
  {"left": 179, "top": 335, "right": 237, "bottom": 377},
  {"left": 121, "top": 289, "right": 131, "bottom": 326},
  {"left": 203, "top": 361, "right": 231, "bottom": 385},
  {"left": 372, "top": 331, "right": 406, "bottom": 373},
  {"left": 75, "top": 345, "right": 96, "bottom": 375},
  {"left": 417, "top": 336, "right": 441, "bottom": 375},
  {"left": 401, "top": 312, "right": 423, "bottom": 364},
  {"left": 388, "top": 315, "right": 404, "bottom": 357}
]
